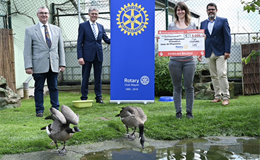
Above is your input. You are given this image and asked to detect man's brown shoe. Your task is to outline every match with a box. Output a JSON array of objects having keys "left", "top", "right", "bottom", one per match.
[
  {"left": 222, "top": 99, "right": 229, "bottom": 105},
  {"left": 210, "top": 99, "right": 222, "bottom": 103}
]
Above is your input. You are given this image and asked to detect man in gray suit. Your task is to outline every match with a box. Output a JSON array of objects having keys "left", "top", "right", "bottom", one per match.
[{"left": 23, "top": 6, "right": 66, "bottom": 117}]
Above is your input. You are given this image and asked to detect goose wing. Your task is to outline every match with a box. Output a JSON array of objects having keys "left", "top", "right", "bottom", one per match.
[
  {"left": 120, "top": 107, "right": 134, "bottom": 117},
  {"left": 47, "top": 108, "right": 67, "bottom": 134},
  {"left": 117, "top": 106, "right": 143, "bottom": 127},
  {"left": 61, "top": 105, "right": 79, "bottom": 125},
  {"left": 49, "top": 107, "right": 67, "bottom": 124},
  {"left": 134, "top": 107, "right": 147, "bottom": 122}
]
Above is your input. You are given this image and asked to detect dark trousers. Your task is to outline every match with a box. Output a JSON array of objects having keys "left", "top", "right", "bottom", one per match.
[
  {"left": 33, "top": 70, "right": 59, "bottom": 114},
  {"left": 81, "top": 55, "right": 102, "bottom": 100},
  {"left": 168, "top": 59, "right": 196, "bottom": 113}
]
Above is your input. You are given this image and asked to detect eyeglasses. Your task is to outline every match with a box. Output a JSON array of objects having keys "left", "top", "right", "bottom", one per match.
[
  {"left": 38, "top": 12, "right": 49, "bottom": 15},
  {"left": 207, "top": 9, "right": 216, "bottom": 11},
  {"left": 90, "top": 13, "right": 98, "bottom": 15}
]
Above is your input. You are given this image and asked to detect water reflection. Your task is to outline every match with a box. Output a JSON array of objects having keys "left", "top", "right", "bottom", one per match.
[
  {"left": 81, "top": 147, "right": 156, "bottom": 160},
  {"left": 81, "top": 137, "right": 260, "bottom": 160}
]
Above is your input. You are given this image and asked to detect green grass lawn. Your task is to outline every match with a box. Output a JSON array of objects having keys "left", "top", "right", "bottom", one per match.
[{"left": 0, "top": 92, "right": 259, "bottom": 155}]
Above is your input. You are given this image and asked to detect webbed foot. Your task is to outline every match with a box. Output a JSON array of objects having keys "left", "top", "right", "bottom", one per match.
[
  {"left": 126, "top": 134, "right": 135, "bottom": 141},
  {"left": 57, "top": 149, "right": 67, "bottom": 156}
]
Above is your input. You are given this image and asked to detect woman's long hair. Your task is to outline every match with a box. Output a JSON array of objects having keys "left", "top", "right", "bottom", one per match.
[{"left": 174, "top": 2, "right": 191, "bottom": 26}]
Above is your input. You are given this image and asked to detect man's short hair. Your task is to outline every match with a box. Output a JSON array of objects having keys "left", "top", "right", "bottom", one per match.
[
  {"left": 89, "top": 6, "right": 99, "bottom": 13},
  {"left": 37, "top": 6, "right": 49, "bottom": 13},
  {"left": 206, "top": 3, "right": 217, "bottom": 10}
]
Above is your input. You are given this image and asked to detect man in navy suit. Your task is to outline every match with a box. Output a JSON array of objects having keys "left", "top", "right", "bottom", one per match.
[
  {"left": 77, "top": 7, "right": 110, "bottom": 103},
  {"left": 198, "top": 3, "right": 231, "bottom": 105}
]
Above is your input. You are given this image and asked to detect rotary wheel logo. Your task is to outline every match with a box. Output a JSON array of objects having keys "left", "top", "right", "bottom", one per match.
[
  {"left": 117, "top": 3, "right": 149, "bottom": 36},
  {"left": 140, "top": 76, "right": 149, "bottom": 85}
]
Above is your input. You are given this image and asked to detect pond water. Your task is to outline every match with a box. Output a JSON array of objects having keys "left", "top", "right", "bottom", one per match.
[{"left": 81, "top": 137, "right": 260, "bottom": 160}]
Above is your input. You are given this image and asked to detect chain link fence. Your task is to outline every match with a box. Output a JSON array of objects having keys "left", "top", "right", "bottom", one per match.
[
  {"left": 183, "top": 0, "right": 260, "bottom": 82},
  {"left": 53, "top": 0, "right": 111, "bottom": 85},
  {"left": 2, "top": 0, "right": 260, "bottom": 84},
  {"left": 0, "top": 0, "right": 8, "bottom": 28}
]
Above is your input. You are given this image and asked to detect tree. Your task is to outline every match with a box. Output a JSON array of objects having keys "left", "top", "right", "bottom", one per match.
[{"left": 241, "top": 0, "right": 260, "bottom": 64}]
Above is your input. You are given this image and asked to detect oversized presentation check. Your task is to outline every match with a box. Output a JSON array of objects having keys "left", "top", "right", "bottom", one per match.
[{"left": 158, "top": 29, "right": 205, "bottom": 57}]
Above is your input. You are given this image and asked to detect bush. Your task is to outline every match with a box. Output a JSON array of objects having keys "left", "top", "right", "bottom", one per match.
[{"left": 154, "top": 54, "right": 173, "bottom": 96}]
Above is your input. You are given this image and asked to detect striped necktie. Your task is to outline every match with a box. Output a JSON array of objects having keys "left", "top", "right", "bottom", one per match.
[
  {"left": 43, "top": 24, "right": 52, "bottom": 48},
  {"left": 92, "top": 23, "right": 97, "bottom": 39}
]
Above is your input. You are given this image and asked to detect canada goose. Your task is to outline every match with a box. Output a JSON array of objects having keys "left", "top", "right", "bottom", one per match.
[
  {"left": 115, "top": 106, "right": 147, "bottom": 149},
  {"left": 41, "top": 105, "right": 81, "bottom": 155}
]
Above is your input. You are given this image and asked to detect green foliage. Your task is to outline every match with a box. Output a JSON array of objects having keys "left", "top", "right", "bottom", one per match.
[
  {"left": 241, "top": 0, "right": 260, "bottom": 14},
  {"left": 154, "top": 54, "right": 173, "bottom": 96},
  {"left": 0, "top": 92, "right": 259, "bottom": 155},
  {"left": 241, "top": 50, "right": 260, "bottom": 64},
  {"left": 241, "top": 0, "right": 260, "bottom": 64}
]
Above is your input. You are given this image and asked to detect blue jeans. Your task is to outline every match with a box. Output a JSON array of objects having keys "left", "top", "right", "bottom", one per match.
[
  {"left": 168, "top": 59, "right": 196, "bottom": 114},
  {"left": 33, "top": 70, "right": 59, "bottom": 114}
]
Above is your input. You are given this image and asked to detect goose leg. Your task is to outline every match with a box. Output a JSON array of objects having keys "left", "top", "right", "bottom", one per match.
[
  {"left": 61, "top": 142, "right": 67, "bottom": 153},
  {"left": 54, "top": 141, "right": 62, "bottom": 155},
  {"left": 126, "top": 127, "right": 136, "bottom": 141},
  {"left": 126, "top": 126, "right": 129, "bottom": 134},
  {"left": 131, "top": 127, "right": 136, "bottom": 136},
  {"left": 58, "top": 142, "right": 67, "bottom": 156},
  {"left": 129, "top": 127, "right": 136, "bottom": 139},
  {"left": 125, "top": 126, "right": 133, "bottom": 141},
  {"left": 54, "top": 141, "right": 59, "bottom": 150}
]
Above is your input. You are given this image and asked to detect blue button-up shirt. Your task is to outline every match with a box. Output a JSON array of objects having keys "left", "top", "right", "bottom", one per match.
[{"left": 207, "top": 18, "right": 216, "bottom": 35}]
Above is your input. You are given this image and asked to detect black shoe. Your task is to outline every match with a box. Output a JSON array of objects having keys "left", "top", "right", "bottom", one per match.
[
  {"left": 96, "top": 99, "right": 104, "bottom": 104},
  {"left": 176, "top": 112, "right": 182, "bottom": 119},
  {"left": 36, "top": 113, "right": 43, "bottom": 117},
  {"left": 186, "top": 112, "right": 194, "bottom": 119},
  {"left": 80, "top": 96, "right": 88, "bottom": 100}
]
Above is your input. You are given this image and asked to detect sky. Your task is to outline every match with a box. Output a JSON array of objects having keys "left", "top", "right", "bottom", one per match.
[{"left": 172, "top": 0, "right": 260, "bottom": 33}]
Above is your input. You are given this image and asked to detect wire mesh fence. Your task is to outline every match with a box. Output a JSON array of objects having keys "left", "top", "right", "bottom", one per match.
[
  {"left": 180, "top": 0, "right": 260, "bottom": 82},
  {"left": 53, "top": 0, "right": 111, "bottom": 85},
  {"left": 2, "top": 0, "right": 260, "bottom": 85},
  {"left": 0, "top": 0, "right": 8, "bottom": 28}
]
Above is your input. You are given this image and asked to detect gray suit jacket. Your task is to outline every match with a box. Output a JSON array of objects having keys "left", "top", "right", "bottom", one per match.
[{"left": 23, "top": 22, "right": 66, "bottom": 73}]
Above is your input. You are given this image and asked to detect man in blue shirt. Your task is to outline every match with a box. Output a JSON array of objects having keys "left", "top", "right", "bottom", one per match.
[{"left": 199, "top": 3, "right": 231, "bottom": 106}]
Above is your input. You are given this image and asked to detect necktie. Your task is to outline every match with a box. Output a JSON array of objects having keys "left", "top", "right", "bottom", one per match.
[
  {"left": 43, "top": 25, "right": 52, "bottom": 48},
  {"left": 92, "top": 23, "right": 97, "bottom": 39}
]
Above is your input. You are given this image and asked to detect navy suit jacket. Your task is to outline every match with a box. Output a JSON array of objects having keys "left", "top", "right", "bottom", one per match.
[
  {"left": 77, "top": 21, "right": 110, "bottom": 62},
  {"left": 200, "top": 16, "right": 231, "bottom": 58}
]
